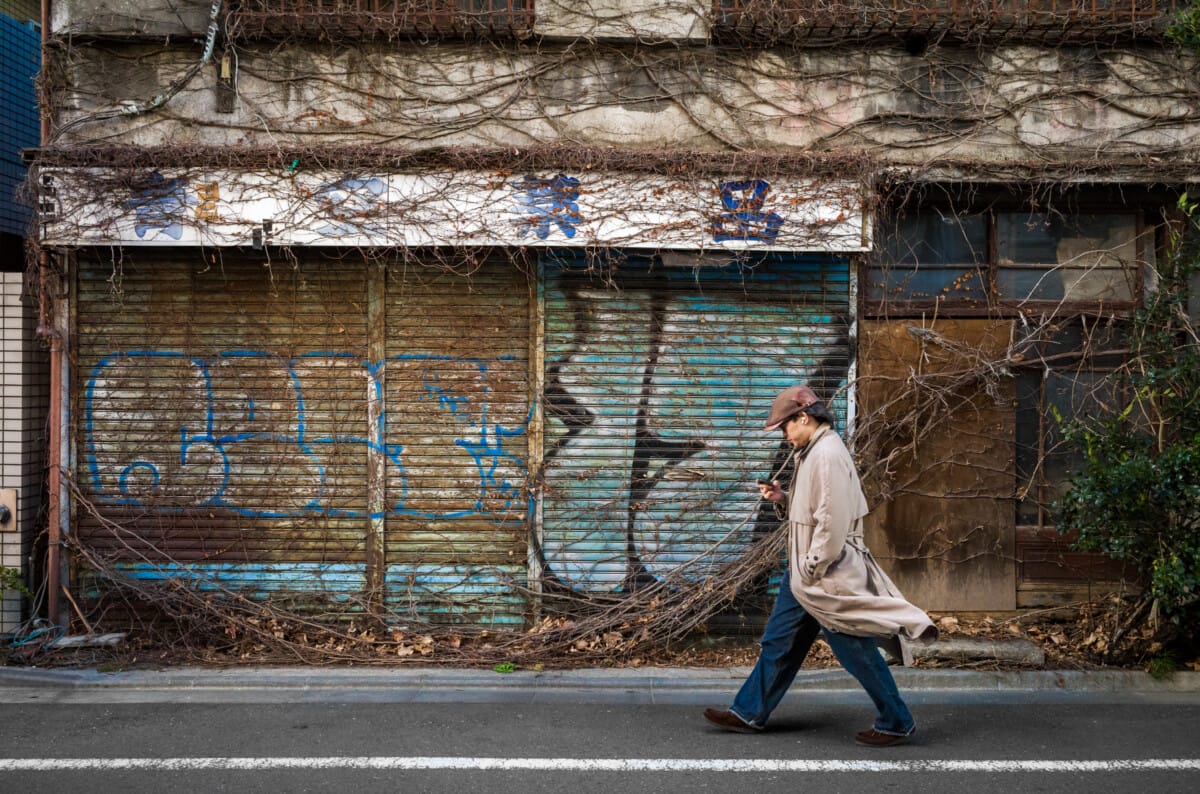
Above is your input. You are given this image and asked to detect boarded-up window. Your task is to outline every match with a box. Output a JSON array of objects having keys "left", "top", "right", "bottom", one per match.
[{"left": 865, "top": 191, "right": 1158, "bottom": 606}]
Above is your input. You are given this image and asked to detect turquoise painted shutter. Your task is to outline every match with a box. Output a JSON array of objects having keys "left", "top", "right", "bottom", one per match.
[{"left": 540, "top": 253, "right": 851, "bottom": 595}]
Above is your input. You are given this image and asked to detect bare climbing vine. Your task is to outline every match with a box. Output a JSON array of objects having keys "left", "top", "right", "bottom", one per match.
[{"left": 14, "top": 1, "right": 1200, "bottom": 666}]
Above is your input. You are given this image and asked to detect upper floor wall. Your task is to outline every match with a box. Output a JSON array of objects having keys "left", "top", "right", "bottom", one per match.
[
  {"left": 41, "top": 2, "right": 1200, "bottom": 179},
  {"left": 50, "top": 0, "right": 1182, "bottom": 43},
  {"left": 50, "top": 0, "right": 712, "bottom": 41}
]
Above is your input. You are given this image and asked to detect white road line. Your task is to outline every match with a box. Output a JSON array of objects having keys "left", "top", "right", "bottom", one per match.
[{"left": 1, "top": 757, "right": 1199, "bottom": 773}]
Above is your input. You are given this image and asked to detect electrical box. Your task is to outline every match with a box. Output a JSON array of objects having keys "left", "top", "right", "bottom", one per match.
[{"left": 0, "top": 489, "right": 16, "bottom": 532}]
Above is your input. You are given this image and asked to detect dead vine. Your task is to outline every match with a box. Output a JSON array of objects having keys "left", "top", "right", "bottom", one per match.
[
  {"left": 18, "top": 0, "right": 1198, "bottom": 667},
  {"left": 62, "top": 477, "right": 787, "bottom": 667}
]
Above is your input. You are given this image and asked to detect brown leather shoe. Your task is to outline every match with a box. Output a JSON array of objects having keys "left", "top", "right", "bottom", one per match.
[
  {"left": 854, "top": 728, "right": 913, "bottom": 748},
  {"left": 703, "top": 708, "right": 761, "bottom": 734}
]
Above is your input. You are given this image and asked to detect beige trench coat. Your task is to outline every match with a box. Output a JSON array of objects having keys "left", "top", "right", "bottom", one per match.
[{"left": 786, "top": 425, "right": 937, "bottom": 643}]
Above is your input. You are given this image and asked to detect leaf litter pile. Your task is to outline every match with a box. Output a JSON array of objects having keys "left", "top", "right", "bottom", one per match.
[{"left": 6, "top": 594, "right": 1197, "bottom": 676}]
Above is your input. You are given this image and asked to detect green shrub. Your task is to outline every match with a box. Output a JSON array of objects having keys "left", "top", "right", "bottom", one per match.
[
  {"left": 1167, "top": 1, "right": 1200, "bottom": 53},
  {"left": 1058, "top": 195, "right": 1200, "bottom": 629},
  {"left": 0, "top": 566, "right": 31, "bottom": 600}
]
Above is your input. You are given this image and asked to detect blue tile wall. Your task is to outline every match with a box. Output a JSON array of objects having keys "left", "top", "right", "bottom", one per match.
[{"left": 0, "top": 14, "right": 40, "bottom": 238}]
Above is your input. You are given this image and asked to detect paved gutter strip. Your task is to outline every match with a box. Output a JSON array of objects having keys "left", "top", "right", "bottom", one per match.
[
  {"left": 1, "top": 667, "right": 1198, "bottom": 693},
  {"left": 4, "top": 757, "right": 1200, "bottom": 773}
]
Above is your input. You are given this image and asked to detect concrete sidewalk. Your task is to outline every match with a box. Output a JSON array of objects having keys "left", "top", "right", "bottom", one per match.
[{"left": 2, "top": 665, "right": 1199, "bottom": 699}]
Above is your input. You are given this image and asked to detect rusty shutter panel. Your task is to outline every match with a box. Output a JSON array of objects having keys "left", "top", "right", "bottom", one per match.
[
  {"left": 540, "top": 253, "right": 851, "bottom": 595},
  {"left": 383, "top": 255, "right": 531, "bottom": 626},
  {"left": 76, "top": 251, "right": 371, "bottom": 602}
]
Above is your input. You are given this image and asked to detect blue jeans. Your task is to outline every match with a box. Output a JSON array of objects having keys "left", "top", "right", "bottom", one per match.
[{"left": 730, "top": 570, "right": 916, "bottom": 735}]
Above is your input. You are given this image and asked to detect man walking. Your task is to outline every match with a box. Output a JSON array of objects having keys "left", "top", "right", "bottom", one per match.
[{"left": 704, "top": 385, "right": 937, "bottom": 747}]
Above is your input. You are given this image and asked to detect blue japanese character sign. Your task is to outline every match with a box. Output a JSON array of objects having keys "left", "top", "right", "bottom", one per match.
[
  {"left": 512, "top": 174, "right": 582, "bottom": 240},
  {"left": 710, "top": 179, "right": 784, "bottom": 243},
  {"left": 127, "top": 171, "right": 195, "bottom": 240},
  {"left": 311, "top": 176, "right": 388, "bottom": 237}
]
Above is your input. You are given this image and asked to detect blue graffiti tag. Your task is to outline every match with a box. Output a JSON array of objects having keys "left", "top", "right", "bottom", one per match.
[
  {"left": 452, "top": 373, "right": 528, "bottom": 517},
  {"left": 127, "top": 171, "right": 195, "bottom": 240},
  {"left": 421, "top": 371, "right": 470, "bottom": 415},
  {"left": 84, "top": 351, "right": 529, "bottom": 521},
  {"left": 710, "top": 179, "right": 784, "bottom": 243},
  {"left": 512, "top": 174, "right": 582, "bottom": 240}
]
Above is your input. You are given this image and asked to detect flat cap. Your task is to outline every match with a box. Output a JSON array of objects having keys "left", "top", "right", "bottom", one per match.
[{"left": 764, "top": 385, "right": 820, "bottom": 431}]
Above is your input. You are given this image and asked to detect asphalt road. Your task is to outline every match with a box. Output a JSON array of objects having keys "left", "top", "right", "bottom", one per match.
[{"left": 2, "top": 681, "right": 1199, "bottom": 794}]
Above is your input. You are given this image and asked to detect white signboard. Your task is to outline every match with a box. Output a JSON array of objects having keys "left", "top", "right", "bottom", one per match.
[{"left": 40, "top": 168, "right": 870, "bottom": 252}]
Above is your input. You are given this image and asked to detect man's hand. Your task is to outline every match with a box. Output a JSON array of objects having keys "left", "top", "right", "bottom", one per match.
[{"left": 757, "top": 479, "right": 784, "bottom": 503}]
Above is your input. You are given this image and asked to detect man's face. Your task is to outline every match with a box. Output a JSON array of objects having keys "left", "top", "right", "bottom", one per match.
[{"left": 781, "top": 413, "right": 815, "bottom": 448}]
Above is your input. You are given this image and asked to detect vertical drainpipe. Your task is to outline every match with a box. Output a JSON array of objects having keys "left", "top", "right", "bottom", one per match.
[
  {"left": 847, "top": 255, "right": 859, "bottom": 448},
  {"left": 526, "top": 255, "right": 545, "bottom": 623},
  {"left": 847, "top": 186, "right": 871, "bottom": 450},
  {"left": 37, "top": 0, "right": 67, "bottom": 628}
]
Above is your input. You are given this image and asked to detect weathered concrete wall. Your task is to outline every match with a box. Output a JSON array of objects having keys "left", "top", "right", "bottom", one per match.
[
  {"left": 49, "top": 41, "right": 1200, "bottom": 169},
  {"left": 52, "top": 0, "right": 709, "bottom": 41},
  {"left": 51, "top": 0, "right": 217, "bottom": 38}
]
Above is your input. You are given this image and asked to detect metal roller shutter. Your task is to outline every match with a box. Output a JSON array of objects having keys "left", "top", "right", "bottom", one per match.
[
  {"left": 383, "top": 255, "right": 532, "bottom": 625},
  {"left": 540, "top": 252, "right": 852, "bottom": 595},
  {"left": 74, "top": 247, "right": 843, "bottom": 628},
  {"left": 76, "top": 251, "right": 372, "bottom": 603}
]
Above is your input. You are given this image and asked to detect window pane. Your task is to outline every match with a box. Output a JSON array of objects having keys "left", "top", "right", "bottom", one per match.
[
  {"left": 870, "top": 211, "right": 987, "bottom": 301},
  {"left": 1040, "top": 370, "right": 1121, "bottom": 521},
  {"left": 1015, "top": 322, "right": 1127, "bottom": 529},
  {"left": 885, "top": 211, "right": 987, "bottom": 266},
  {"left": 1014, "top": 359, "right": 1130, "bottom": 582},
  {"left": 1014, "top": 371, "right": 1042, "bottom": 525},
  {"left": 866, "top": 265, "right": 987, "bottom": 302},
  {"left": 996, "top": 213, "right": 1137, "bottom": 303},
  {"left": 995, "top": 267, "right": 1065, "bottom": 301},
  {"left": 1022, "top": 322, "right": 1127, "bottom": 363}
]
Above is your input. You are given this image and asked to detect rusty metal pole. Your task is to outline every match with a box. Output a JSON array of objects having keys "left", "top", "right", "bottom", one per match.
[
  {"left": 37, "top": 0, "right": 66, "bottom": 628},
  {"left": 526, "top": 253, "right": 545, "bottom": 624},
  {"left": 365, "top": 260, "right": 386, "bottom": 611}
]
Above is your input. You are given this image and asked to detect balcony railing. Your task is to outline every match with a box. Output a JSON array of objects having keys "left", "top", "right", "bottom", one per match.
[
  {"left": 228, "top": 1, "right": 534, "bottom": 40},
  {"left": 714, "top": 0, "right": 1183, "bottom": 44}
]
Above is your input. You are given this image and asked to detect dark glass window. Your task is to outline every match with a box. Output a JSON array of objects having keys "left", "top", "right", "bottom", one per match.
[
  {"left": 996, "top": 213, "right": 1138, "bottom": 304},
  {"left": 869, "top": 208, "right": 1143, "bottom": 313},
  {"left": 1013, "top": 324, "right": 1126, "bottom": 528},
  {"left": 868, "top": 211, "right": 988, "bottom": 303}
]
